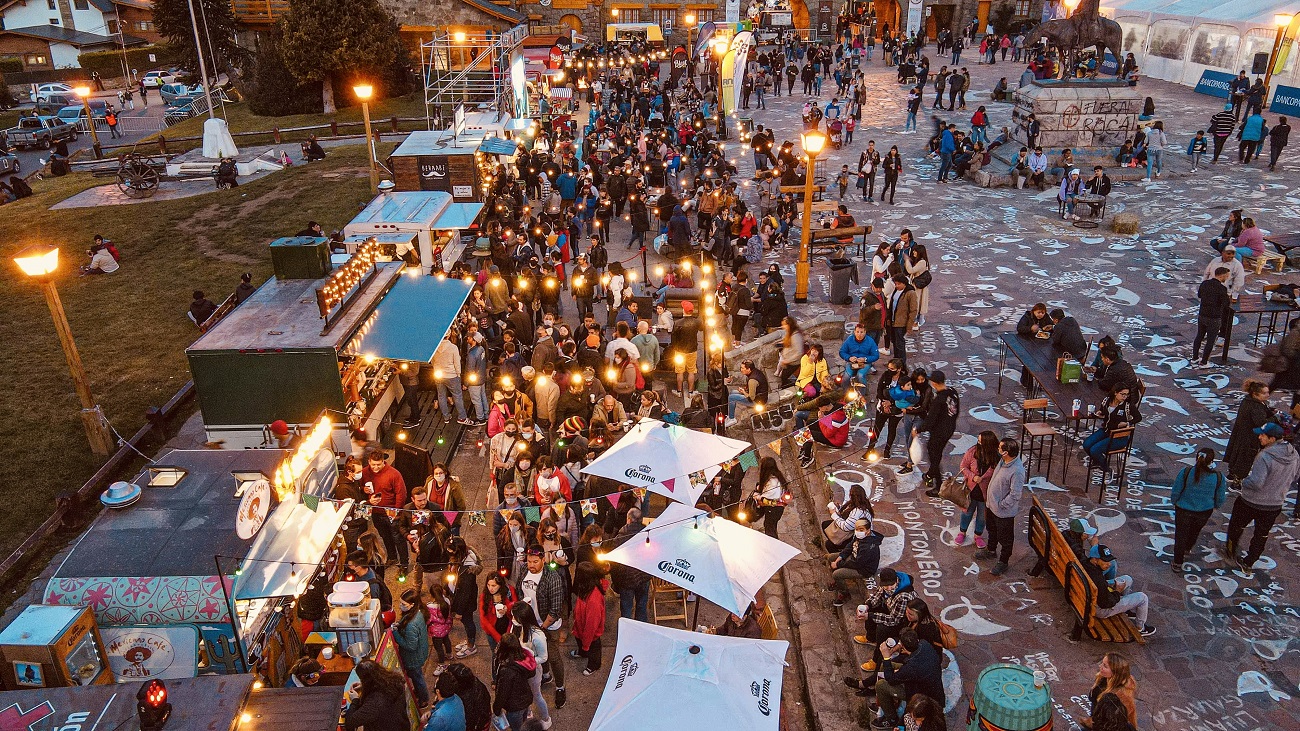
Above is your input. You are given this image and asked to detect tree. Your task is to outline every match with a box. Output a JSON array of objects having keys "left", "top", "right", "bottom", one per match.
[
  {"left": 152, "top": 0, "right": 249, "bottom": 79},
  {"left": 247, "top": 31, "right": 323, "bottom": 116},
  {"left": 279, "top": 0, "right": 410, "bottom": 113}
]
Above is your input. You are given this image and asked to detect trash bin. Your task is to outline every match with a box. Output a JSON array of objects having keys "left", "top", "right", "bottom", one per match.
[
  {"left": 967, "top": 663, "right": 1053, "bottom": 731},
  {"left": 827, "top": 256, "right": 858, "bottom": 305},
  {"left": 737, "top": 116, "right": 754, "bottom": 141}
]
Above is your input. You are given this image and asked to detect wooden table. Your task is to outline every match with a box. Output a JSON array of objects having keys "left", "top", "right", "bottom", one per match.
[
  {"left": 998, "top": 333, "right": 1107, "bottom": 484},
  {"left": 1223, "top": 294, "right": 1298, "bottom": 360},
  {"left": 1074, "top": 193, "right": 1106, "bottom": 228}
]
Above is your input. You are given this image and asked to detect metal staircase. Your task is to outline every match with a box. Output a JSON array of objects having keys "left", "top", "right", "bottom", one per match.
[{"left": 422, "top": 25, "right": 527, "bottom": 124}]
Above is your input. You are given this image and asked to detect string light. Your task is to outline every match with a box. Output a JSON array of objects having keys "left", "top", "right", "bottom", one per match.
[{"left": 317, "top": 240, "right": 381, "bottom": 317}]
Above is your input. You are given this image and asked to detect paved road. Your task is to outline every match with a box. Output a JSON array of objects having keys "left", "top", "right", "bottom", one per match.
[{"left": 6, "top": 88, "right": 167, "bottom": 175}]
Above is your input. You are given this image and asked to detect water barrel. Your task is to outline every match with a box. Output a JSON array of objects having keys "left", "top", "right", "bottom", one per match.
[{"left": 966, "top": 663, "right": 1054, "bottom": 731}]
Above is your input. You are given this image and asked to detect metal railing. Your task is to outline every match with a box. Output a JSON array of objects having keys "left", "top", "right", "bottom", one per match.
[{"left": 422, "top": 25, "right": 526, "bottom": 122}]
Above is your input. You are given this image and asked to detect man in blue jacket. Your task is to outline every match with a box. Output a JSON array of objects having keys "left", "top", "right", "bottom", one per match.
[
  {"left": 840, "top": 322, "right": 881, "bottom": 390},
  {"left": 555, "top": 170, "right": 578, "bottom": 211},
  {"left": 936, "top": 124, "right": 956, "bottom": 182},
  {"left": 424, "top": 674, "right": 467, "bottom": 731}
]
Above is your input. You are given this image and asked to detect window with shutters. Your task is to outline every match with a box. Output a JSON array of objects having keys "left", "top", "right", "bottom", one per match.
[
  {"left": 615, "top": 8, "right": 640, "bottom": 22},
  {"left": 651, "top": 8, "right": 676, "bottom": 34},
  {"left": 1014, "top": 0, "right": 1030, "bottom": 15}
]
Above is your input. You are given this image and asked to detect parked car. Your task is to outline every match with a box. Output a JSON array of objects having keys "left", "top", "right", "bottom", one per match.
[
  {"left": 159, "top": 83, "right": 203, "bottom": 105},
  {"left": 141, "top": 70, "right": 177, "bottom": 88},
  {"left": 33, "top": 83, "right": 74, "bottom": 103},
  {"left": 36, "top": 93, "right": 79, "bottom": 114},
  {"left": 0, "top": 150, "right": 19, "bottom": 176},
  {"left": 163, "top": 96, "right": 201, "bottom": 126},
  {"left": 55, "top": 101, "right": 109, "bottom": 129},
  {"left": 5, "top": 115, "right": 79, "bottom": 150}
]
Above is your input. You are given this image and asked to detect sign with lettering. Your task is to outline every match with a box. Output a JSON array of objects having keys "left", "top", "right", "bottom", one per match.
[
  {"left": 1194, "top": 69, "right": 1235, "bottom": 99},
  {"left": 102, "top": 626, "right": 200, "bottom": 681},
  {"left": 1270, "top": 84, "right": 1300, "bottom": 115},
  {"left": 417, "top": 155, "right": 450, "bottom": 193}
]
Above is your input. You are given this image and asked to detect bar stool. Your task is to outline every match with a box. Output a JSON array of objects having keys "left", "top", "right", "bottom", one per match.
[
  {"left": 1019, "top": 397, "right": 1060, "bottom": 478},
  {"left": 1087, "top": 427, "right": 1135, "bottom": 500},
  {"left": 650, "top": 578, "right": 689, "bottom": 627}
]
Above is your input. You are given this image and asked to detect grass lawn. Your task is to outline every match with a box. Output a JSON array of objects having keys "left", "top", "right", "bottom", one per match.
[
  {"left": 155, "top": 93, "right": 433, "bottom": 153},
  {"left": 0, "top": 142, "right": 394, "bottom": 570}
]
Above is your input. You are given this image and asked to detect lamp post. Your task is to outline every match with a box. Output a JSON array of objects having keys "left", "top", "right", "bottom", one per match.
[
  {"left": 685, "top": 13, "right": 696, "bottom": 66},
  {"left": 1266, "top": 14, "right": 1294, "bottom": 97},
  {"left": 353, "top": 84, "right": 380, "bottom": 191},
  {"left": 795, "top": 130, "right": 827, "bottom": 303},
  {"left": 13, "top": 244, "right": 114, "bottom": 455},
  {"left": 73, "top": 86, "right": 102, "bottom": 159}
]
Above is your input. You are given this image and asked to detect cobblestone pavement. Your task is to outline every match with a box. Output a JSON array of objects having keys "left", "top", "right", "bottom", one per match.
[{"left": 729, "top": 49, "right": 1300, "bottom": 730}]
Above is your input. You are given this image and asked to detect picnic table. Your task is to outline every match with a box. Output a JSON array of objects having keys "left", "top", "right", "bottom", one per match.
[
  {"left": 1264, "top": 232, "right": 1300, "bottom": 260},
  {"left": 1222, "top": 294, "right": 1297, "bottom": 362},
  {"left": 998, "top": 332, "right": 1107, "bottom": 483}
]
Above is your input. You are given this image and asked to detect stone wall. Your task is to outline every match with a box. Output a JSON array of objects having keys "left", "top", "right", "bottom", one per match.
[
  {"left": 725, "top": 313, "right": 849, "bottom": 374},
  {"left": 1011, "top": 80, "right": 1142, "bottom": 150}
]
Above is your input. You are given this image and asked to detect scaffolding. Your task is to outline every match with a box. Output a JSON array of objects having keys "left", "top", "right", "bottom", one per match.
[{"left": 422, "top": 25, "right": 528, "bottom": 129}]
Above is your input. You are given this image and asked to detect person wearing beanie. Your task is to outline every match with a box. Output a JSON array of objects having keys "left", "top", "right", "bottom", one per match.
[{"left": 1208, "top": 103, "right": 1237, "bottom": 163}]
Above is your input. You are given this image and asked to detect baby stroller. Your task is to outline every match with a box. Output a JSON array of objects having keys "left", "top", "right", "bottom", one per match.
[{"left": 828, "top": 119, "right": 844, "bottom": 149}]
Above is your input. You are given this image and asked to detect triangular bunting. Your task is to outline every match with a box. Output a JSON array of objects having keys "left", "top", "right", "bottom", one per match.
[
  {"left": 302, "top": 494, "right": 319, "bottom": 512},
  {"left": 738, "top": 451, "right": 759, "bottom": 470},
  {"left": 607, "top": 493, "right": 621, "bottom": 508},
  {"left": 768, "top": 440, "right": 782, "bottom": 456},
  {"left": 581, "top": 499, "right": 596, "bottom": 517},
  {"left": 661, "top": 477, "right": 676, "bottom": 494},
  {"left": 522, "top": 505, "right": 541, "bottom": 523},
  {"left": 468, "top": 511, "right": 487, "bottom": 526},
  {"left": 442, "top": 511, "right": 459, "bottom": 525}
]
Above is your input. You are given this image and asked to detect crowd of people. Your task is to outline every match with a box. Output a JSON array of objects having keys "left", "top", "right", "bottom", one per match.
[{"left": 304, "top": 13, "right": 1300, "bottom": 731}]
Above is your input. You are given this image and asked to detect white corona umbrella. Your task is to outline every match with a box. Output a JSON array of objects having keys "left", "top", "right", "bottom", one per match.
[
  {"left": 590, "top": 618, "right": 788, "bottom": 731},
  {"left": 601, "top": 502, "right": 800, "bottom": 616},
  {"left": 581, "top": 418, "right": 750, "bottom": 504}
]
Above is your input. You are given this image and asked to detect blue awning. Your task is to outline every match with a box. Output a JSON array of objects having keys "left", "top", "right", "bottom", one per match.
[
  {"left": 479, "top": 136, "right": 522, "bottom": 155},
  {"left": 434, "top": 202, "right": 485, "bottom": 230},
  {"left": 352, "top": 275, "right": 473, "bottom": 362}
]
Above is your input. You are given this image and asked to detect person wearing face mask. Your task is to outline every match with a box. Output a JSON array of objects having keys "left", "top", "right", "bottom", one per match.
[
  {"left": 490, "top": 421, "right": 522, "bottom": 487},
  {"left": 334, "top": 457, "right": 371, "bottom": 550},
  {"left": 478, "top": 574, "right": 517, "bottom": 679},
  {"left": 492, "top": 484, "right": 534, "bottom": 539},
  {"left": 516, "top": 548, "right": 568, "bottom": 709},
  {"left": 829, "top": 518, "right": 883, "bottom": 607},
  {"left": 424, "top": 463, "right": 467, "bottom": 534},
  {"left": 508, "top": 455, "right": 537, "bottom": 519},
  {"left": 543, "top": 497, "right": 581, "bottom": 549},
  {"left": 1169, "top": 447, "right": 1227, "bottom": 571},
  {"left": 495, "top": 511, "right": 530, "bottom": 581},
  {"left": 392, "top": 589, "right": 431, "bottom": 707},
  {"left": 514, "top": 420, "right": 550, "bottom": 466}
]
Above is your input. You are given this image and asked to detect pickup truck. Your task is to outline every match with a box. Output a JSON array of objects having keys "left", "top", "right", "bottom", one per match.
[{"left": 5, "top": 115, "right": 79, "bottom": 150}]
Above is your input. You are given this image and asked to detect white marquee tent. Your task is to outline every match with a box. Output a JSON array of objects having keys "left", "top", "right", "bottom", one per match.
[{"left": 1103, "top": 0, "right": 1300, "bottom": 94}]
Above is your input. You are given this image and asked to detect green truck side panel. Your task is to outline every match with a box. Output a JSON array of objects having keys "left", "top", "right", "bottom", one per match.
[{"left": 188, "top": 349, "right": 346, "bottom": 427}]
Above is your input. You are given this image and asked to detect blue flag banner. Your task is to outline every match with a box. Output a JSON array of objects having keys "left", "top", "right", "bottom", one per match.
[
  {"left": 1194, "top": 70, "right": 1235, "bottom": 99},
  {"left": 1270, "top": 84, "right": 1300, "bottom": 116}
]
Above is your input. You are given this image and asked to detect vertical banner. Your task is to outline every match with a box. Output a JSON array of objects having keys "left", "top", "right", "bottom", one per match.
[
  {"left": 510, "top": 52, "right": 529, "bottom": 118},
  {"left": 728, "top": 30, "right": 755, "bottom": 118},
  {"left": 670, "top": 47, "right": 689, "bottom": 89},
  {"left": 906, "top": 0, "right": 924, "bottom": 36},
  {"left": 726, "top": 0, "right": 741, "bottom": 25},
  {"left": 719, "top": 48, "right": 737, "bottom": 121},
  {"left": 696, "top": 21, "right": 717, "bottom": 59},
  {"left": 817, "top": 0, "right": 834, "bottom": 39}
]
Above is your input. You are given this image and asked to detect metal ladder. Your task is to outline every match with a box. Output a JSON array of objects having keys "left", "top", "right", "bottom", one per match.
[{"left": 421, "top": 24, "right": 527, "bottom": 125}]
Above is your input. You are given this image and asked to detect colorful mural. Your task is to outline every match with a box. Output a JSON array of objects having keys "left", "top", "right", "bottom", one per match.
[{"left": 43, "top": 576, "right": 231, "bottom": 625}]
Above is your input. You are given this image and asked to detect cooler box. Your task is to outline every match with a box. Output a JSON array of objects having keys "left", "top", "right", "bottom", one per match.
[{"left": 271, "top": 236, "right": 332, "bottom": 280}]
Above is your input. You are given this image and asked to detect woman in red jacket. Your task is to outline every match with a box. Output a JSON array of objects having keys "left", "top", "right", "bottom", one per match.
[
  {"left": 568, "top": 561, "right": 609, "bottom": 674},
  {"left": 798, "top": 399, "right": 851, "bottom": 469},
  {"left": 477, "top": 573, "right": 516, "bottom": 680}
]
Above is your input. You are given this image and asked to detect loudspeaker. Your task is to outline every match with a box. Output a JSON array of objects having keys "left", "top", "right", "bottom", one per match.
[
  {"left": 393, "top": 441, "right": 434, "bottom": 489},
  {"left": 1252, "top": 52, "right": 1269, "bottom": 76}
]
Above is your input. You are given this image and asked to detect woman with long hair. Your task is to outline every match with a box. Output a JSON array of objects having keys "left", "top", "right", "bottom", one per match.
[
  {"left": 536, "top": 515, "right": 574, "bottom": 593},
  {"left": 904, "top": 693, "right": 947, "bottom": 731},
  {"left": 1170, "top": 447, "right": 1227, "bottom": 571},
  {"left": 897, "top": 368, "right": 933, "bottom": 475},
  {"left": 956, "top": 430, "right": 999, "bottom": 548},
  {"left": 509, "top": 603, "right": 551, "bottom": 727},
  {"left": 706, "top": 350, "right": 730, "bottom": 428},
  {"left": 444, "top": 535, "right": 481, "bottom": 659},
  {"left": 1080, "top": 653, "right": 1138, "bottom": 730},
  {"left": 391, "top": 589, "right": 431, "bottom": 707},
  {"left": 1082, "top": 384, "right": 1142, "bottom": 473},
  {"left": 881, "top": 145, "right": 903, "bottom": 205},
  {"left": 868, "top": 358, "right": 909, "bottom": 457},
  {"left": 796, "top": 342, "right": 833, "bottom": 395},
  {"left": 905, "top": 244, "right": 932, "bottom": 326},
  {"left": 423, "top": 581, "right": 454, "bottom": 668},
  {"left": 1224, "top": 380, "right": 1274, "bottom": 481},
  {"left": 496, "top": 510, "right": 529, "bottom": 581},
  {"left": 753, "top": 456, "right": 791, "bottom": 538},
  {"left": 477, "top": 573, "right": 516, "bottom": 677},
  {"left": 575, "top": 523, "right": 607, "bottom": 569},
  {"left": 822, "top": 484, "right": 874, "bottom": 552},
  {"left": 343, "top": 659, "right": 410, "bottom": 730},
  {"left": 777, "top": 316, "right": 805, "bottom": 387},
  {"left": 491, "top": 633, "right": 538, "bottom": 731},
  {"left": 569, "top": 561, "right": 610, "bottom": 674}
]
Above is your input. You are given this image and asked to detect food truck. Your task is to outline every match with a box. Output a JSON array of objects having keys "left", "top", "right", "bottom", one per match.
[
  {"left": 343, "top": 188, "right": 484, "bottom": 275},
  {"left": 606, "top": 22, "right": 667, "bottom": 51},
  {"left": 185, "top": 239, "right": 472, "bottom": 451},
  {"left": 37, "top": 447, "right": 350, "bottom": 683}
]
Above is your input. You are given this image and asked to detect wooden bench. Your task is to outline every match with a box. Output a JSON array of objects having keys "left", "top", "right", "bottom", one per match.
[
  {"left": 779, "top": 184, "right": 826, "bottom": 202},
  {"left": 1026, "top": 494, "right": 1145, "bottom": 644},
  {"left": 809, "top": 224, "right": 873, "bottom": 258},
  {"left": 1244, "top": 251, "right": 1287, "bottom": 274}
]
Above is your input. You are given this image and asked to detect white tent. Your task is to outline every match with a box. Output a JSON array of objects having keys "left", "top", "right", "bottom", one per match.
[
  {"left": 581, "top": 418, "right": 750, "bottom": 504},
  {"left": 589, "top": 618, "right": 789, "bottom": 731},
  {"left": 601, "top": 502, "right": 800, "bottom": 616},
  {"left": 1103, "top": 0, "right": 1300, "bottom": 93}
]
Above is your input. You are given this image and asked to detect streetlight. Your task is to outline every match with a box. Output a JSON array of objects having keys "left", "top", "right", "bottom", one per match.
[
  {"left": 611, "top": 7, "right": 619, "bottom": 18},
  {"left": 353, "top": 83, "right": 380, "bottom": 191},
  {"left": 74, "top": 86, "right": 102, "bottom": 159},
  {"left": 1266, "top": 14, "right": 1294, "bottom": 95},
  {"left": 684, "top": 13, "right": 696, "bottom": 66},
  {"left": 795, "top": 130, "right": 827, "bottom": 303},
  {"left": 13, "top": 244, "right": 114, "bottom": 455}
]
